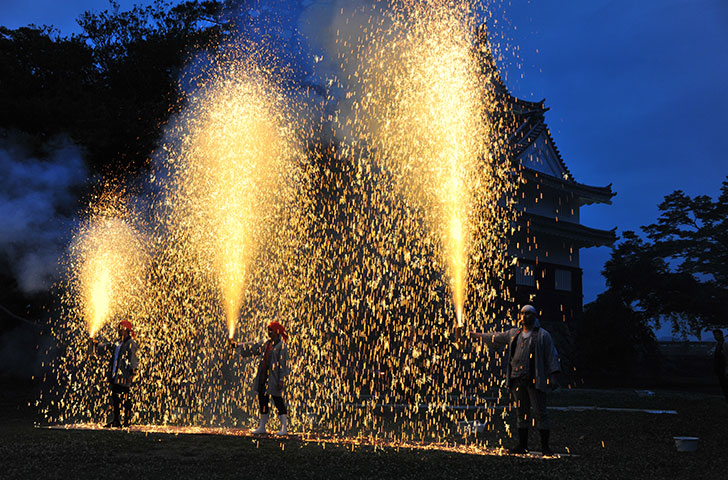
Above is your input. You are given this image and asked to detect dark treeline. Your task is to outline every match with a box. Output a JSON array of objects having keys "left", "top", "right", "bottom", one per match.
[
  {"left": 578, "top": 178, "right": 728, "bottom": 378},
  {"left": 0, "top": 0, "right": 224, "bottom": 178}
]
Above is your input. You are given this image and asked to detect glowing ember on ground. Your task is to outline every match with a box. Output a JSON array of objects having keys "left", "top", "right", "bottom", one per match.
[{"left": 44, "top": 423, "right": 565, "bottom": 459}]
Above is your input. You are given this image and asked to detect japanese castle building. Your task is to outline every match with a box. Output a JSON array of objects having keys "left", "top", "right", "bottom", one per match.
[{"left": 478, "top": 26, "right": 616, "bottom": 338}]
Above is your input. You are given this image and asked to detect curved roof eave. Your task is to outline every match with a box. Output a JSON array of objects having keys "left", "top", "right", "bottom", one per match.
[
  {"left": 523, "top": 213, "right": 617, "bottom": 248},
  {"left": 519, "top": 169, "right": 616, "bottom": 205}
]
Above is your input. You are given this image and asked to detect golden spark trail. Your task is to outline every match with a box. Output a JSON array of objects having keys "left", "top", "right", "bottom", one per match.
[
  {"left": 84, "top": 255, "right": 112, "bottom": 337},
  {"left": 169, "top": 60, "right": 296, "bottom": 340},
  {"left": 353, "top": 0, "right": 485, "bottom": 327},
  {"left": 72, "top": 211, "right": 147, "bottom": 338}
]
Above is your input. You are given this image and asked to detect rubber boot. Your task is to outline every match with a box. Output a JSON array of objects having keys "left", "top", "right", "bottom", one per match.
[
  {"left": 540, "top": 429, "right": 553, "bottom": 456},
  {"left": 252, "top": 414, "right": 269, "bottom": 434},
  {"left": 276, "top": 414, "right": 288, "bottom": 435},
  {"left": 508, "top": 428, "right": 528, "bottom": 454}
]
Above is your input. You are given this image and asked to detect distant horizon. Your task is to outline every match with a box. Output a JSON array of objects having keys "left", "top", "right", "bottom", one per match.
[{"left": 655, "top": 324, "right": 725, "bottom": 342}]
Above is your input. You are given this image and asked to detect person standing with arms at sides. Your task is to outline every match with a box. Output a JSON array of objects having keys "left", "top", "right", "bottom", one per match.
[
  {"left": 713, "top": 329, "right": 728, "bottom": 402},
  {"left": 465, "top": 305, "right": 561, "bottom": 456},
  {"left": 91, "top": 319, "right": 139, "bottom": 428},
  {"left": 230, "top": 321, "right": 290, "bottom": 435}
]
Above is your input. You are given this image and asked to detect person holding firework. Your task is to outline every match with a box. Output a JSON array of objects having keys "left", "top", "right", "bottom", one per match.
[
  {"left": 230, "top": 320, "right": 290, "bottom": 435},
  {"left": 91, "top": 319, "right": 139, "bottom": 428},
  {"left": 464, "top": 305, "right": 561, "bottom": 456}
]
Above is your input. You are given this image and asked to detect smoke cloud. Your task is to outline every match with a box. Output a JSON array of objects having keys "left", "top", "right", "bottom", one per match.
[
  {"left": 0, "top": 131, "right": 88, "bottom": 294},
  {"left": 218, "top": 0, "right": 384, "bottom": 92}
]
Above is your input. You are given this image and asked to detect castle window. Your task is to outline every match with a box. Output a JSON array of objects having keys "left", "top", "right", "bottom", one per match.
[
  {"left": 516, "top": 265, "right": 536, "bottom": 287},
  {"left": 555, "top": 269, "right": 572, "bottom": 291}
]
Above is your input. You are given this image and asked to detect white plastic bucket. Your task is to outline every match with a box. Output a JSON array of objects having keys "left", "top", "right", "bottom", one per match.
[{"left": 673, "top": 436, "right": 699, "bottom": 452}]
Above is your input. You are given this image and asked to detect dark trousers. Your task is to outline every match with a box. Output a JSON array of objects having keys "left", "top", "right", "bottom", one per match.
[
  {"left": 511, "top": 376, "right": 550, "bottom": 430},
  {"left": 111, "top": 382, "right": 132, "bottom": 425},
  {"left": 258, "top": 393, "right": 287, "bottom": 415}
]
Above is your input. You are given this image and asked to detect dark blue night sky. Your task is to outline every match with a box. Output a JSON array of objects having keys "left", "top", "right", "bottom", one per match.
[
  {"left": 3, "top": 1, "right": 727, "bottom": 337},
  {"left": 487, "top": 0, "right": 728, "bottom": 311}
]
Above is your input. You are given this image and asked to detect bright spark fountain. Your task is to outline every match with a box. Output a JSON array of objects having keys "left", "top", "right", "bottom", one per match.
[
  {"left": 70, "top": 204, "right": 148, "bottom": 338},
  {"left": 166, "top": 59, "right": 296, "bottom": 340},
  {"left": 349, "top": 0, "right": 486, "bottom": 328}
]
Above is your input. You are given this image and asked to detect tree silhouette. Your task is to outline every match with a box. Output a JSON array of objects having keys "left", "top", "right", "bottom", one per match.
[
  {"left": 579, "top": 178, "right": 728, "bottom": 374},
  {"left": 1, "top": 1, "right": 224, "bottom": 177}
]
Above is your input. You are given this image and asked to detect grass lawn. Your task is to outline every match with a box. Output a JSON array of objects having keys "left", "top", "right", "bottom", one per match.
[{"left": 2, "top": 380, "right": 727, "bottom": 479}]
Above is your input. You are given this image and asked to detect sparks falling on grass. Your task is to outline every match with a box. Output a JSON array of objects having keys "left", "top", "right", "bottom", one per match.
[
  {"left": 306, "top": 0, "right": 517, "bottom": 441},
  {"left": 135, "top": 45, "right": 302, "bottom": 422},
  {"left": 44, "top": 0, "right": 520, "bottom": 448},
  {"left": 44, "top": 43, "right": 303, "bottom": 426}
]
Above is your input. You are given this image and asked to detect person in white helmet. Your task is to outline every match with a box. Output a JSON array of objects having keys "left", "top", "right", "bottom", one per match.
[{"left": 466, "top": 304, "right": 561, "bottom": 456}]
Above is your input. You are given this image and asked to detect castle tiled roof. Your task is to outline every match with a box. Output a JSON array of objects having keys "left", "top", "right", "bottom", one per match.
[
  {"left": 520, "top": 169, "right": 615, "bottom": 206},
  {"left": 476, "top": 24, "right": 606, "bottom": 191}
]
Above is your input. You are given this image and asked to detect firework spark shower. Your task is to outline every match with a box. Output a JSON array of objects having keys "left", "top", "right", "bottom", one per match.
[
  {"left": 347, "top": 0, "right": 488, "bottom": 327},
  {"left": 43, "top": 0, "right": 519, "bottom": 447},
  {"left": 165, "top": 58, "right": 298, "bottom": 340},
  {"left": 70, "top": 204, "right": 148, "bottom": 338}
]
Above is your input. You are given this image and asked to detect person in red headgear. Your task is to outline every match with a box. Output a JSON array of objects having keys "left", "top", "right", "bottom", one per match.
[
  {"left": 230, "top": 320, "right": 290, "bottom": 435},
  {"left": 91, "top": 318, "right": 139, "bottom": 428}
]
